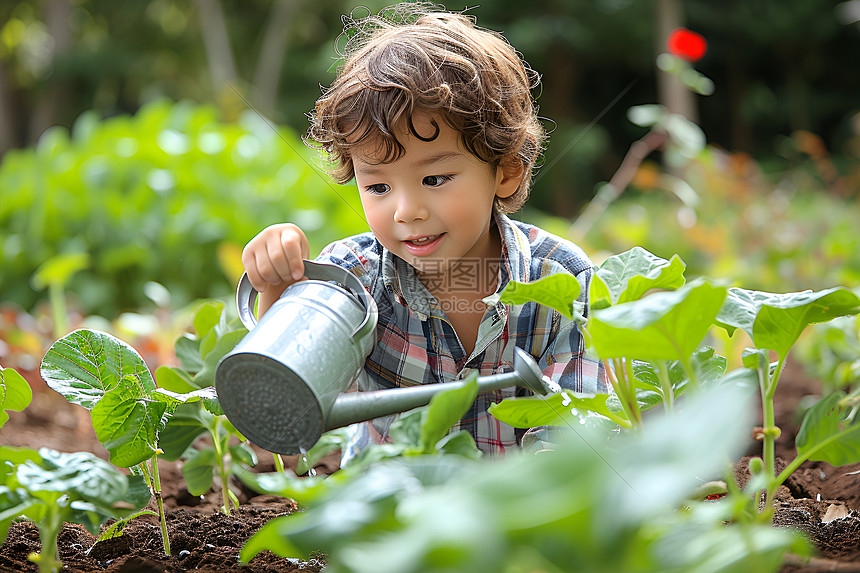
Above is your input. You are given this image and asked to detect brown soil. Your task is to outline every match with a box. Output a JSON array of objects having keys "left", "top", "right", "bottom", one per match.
[{"left": 2, "top": 359, "right": 859, "bottom": 572}]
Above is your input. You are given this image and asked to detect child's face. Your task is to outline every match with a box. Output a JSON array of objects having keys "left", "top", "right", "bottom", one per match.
[{"left": 352, "top": 113, "right": 523, "bottom": 285}]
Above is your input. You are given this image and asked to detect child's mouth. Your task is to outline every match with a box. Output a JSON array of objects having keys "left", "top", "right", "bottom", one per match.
[{"left": 403, "top": 233, "right": 445, "bottom": 255}]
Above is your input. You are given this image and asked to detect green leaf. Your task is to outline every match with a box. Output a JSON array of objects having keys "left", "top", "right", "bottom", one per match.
[
  {"left": 90, "top": 375, "right": 169, "bottom": 467},
  {"left": 229, "top": 442, "right": 258, "bottom": 469},
  {"left": 420, "top": 374, "right": 479, "bottom": 453},
  {"left": 590, "top": 279, "right": 727, "bottom": 361},
  {"left": 591, "top": 247, "right": 686, "bottom": 309},
  {"left": 91, "top": 509, "right": 158, "bottom": 546},
  {"left": 175, "top": 336, "right": 204, "bottom": 374},
  {"left": 240, "top": 515, "right": 307, "bottom": 562},
  {"left": 155, "top": 365, "right": 196, "bottom": 394},
  {"left": 18, "top": 449, "right": 128, "bottom": 503},
  {"left": 181, "top": 447, "right": 216, "bottom": 496},
  {"left": 192, "top": 329, "right": 247, "bottom": 388},
  {"left": 489, "top": 391, "right": 627, "bottom": 428},
  {"left": 31, "top": 252, "right": 89, "bottom": 289},
  {"left": 754, "top": 289, "right": 860, "bottom": 358},
  {"left": 193, "top": 300, "right": 225, "bottom": 341},
  {"left": 157, "top": 403, "right": 211, "bottom": 461},
  {"left": 437, "top": 431, "right": 481, "bottom": 460},
  {"left": 41, "top": 329, "right": 154, "bottom": 410},
  {"left": 1, "top": 365, "right": 32, "bottom": 429},
  {"left": 718, "top": 287, "right": 860, "bottom": 357},
  {"left": 495, "top": 274, "right": 582, "bottom": 320},
  {"left": 795, "top": 391, "right": 860, "bottom": 467}
]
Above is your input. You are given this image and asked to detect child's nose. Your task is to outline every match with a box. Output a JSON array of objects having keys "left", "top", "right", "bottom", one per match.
[{"left": 393, "top": 190, "right": 429, "bottom": 223}]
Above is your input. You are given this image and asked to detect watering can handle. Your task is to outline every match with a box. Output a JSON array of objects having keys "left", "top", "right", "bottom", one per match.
[{"left": 236, "top": 260, "right": 377, "bottom": 341}]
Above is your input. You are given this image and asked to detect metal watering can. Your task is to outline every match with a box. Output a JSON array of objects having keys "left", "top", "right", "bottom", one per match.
[{"left": 215, "top": 260, "right": 551, "bottom": 455}]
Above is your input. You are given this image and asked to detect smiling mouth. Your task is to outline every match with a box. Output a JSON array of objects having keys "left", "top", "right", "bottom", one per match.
[{"left": 407, "top": 235, "right": 440, "bottom": 245}]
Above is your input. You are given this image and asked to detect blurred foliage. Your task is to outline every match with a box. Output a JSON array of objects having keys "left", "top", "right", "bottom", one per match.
[
  {"left": 0, "top": 99, "right": 367, "bottom": 317},
  {"left": 797, "top": 314, "right": 860, "bottom": 396},
  {"left": 528, "top": 131, "right": 860, "bottom": 294},
  {"left": 1, "top": 0, "right": 859, "bottom": 214}
]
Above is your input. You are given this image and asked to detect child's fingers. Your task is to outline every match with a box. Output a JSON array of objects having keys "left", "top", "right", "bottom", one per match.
[{"left": 278, "top": 227, "right": 309, "bottom": 281}]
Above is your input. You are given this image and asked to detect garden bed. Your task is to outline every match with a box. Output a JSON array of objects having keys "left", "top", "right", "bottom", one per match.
[{"left": 1, "top": 359, "right": 859, "bottom": 572}]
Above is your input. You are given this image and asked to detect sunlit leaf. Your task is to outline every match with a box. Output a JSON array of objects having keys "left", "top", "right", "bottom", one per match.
[
  {"left": 795, "top": 391, "right": 860, "bottom": 467},
  {"left": 495, "top": 274, "right": 582, "bottom": 320},
  {"left": 591, "top": 246, "right": 686, "bottom": 309},
  {"left": 590, "top": 279, "right": 727, "bottom": 361},
  {"left": 0, "top": 365, "right": 32, "bottom": 429},
  {"left": 41, "top": 329, "right": 154, "bottom": 410}
]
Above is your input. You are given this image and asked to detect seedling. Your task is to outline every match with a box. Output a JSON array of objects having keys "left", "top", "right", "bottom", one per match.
[
  {"left": 239, "top": 377, "right": 805, "bottom": 573},
  {"left": 40, "top": 329, "right": 217, "bottom": 554},
  {"left": 0, "top": 446, "right": 150, "bottom": 573},
  {"left": 154, "top": 300, "right": 257, "bottom": 511},
  {"left": 716, "top": 286, "right": 860, "bottom": 517}
]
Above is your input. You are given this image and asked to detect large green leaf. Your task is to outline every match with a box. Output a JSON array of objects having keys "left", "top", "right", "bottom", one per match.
[
  {"left": 90, "top": 375, "right": 170, "bottom": 468},
  {"left": 489, "top": 391, "right": 623, "bottom": 428},
  {"left": 0, "top": 365, "right": 32, "bottom": 429},
  {"left": 156, "top": 403, "right": 212, "bottom": 462},
  {"left": 494, "top": 273, "right": 582, "bottom": 320},
  {"left": 589, "top": 279, "right": 727, "bottom": 361},
  {"left": 41, "top": 329, "right": 154, "bottom": 409},
  {"left": 795, "top": 391, "right": 860, "bottom": 467},
  {"left": 717, "top": 287, "right": 860, "bottom": 357},
  {"left": 17, "top": 449, "right": 128, "bottom": 503},
  {"left": 181, "top": 447, "right": 216, "bottom": 496},
  {"left": 591, "top": 247, "right": 686, "bottom": 309},
  {"left": 420, "top": 375, "right": 478, "bottom": 454}
]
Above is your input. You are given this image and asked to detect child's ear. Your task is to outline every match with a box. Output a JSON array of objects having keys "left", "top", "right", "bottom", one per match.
[{"left": 494, "top": 157, "right": 526, "bottom": 199}]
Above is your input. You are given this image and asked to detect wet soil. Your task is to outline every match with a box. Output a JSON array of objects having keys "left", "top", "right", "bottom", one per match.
[{"left": 1, "top": 359, "right": 859, "bottom": 572}]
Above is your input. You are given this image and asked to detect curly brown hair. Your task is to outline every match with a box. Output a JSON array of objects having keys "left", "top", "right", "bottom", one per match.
[{"left": 305, "top": 3, "right": 546, "bottom": 213}]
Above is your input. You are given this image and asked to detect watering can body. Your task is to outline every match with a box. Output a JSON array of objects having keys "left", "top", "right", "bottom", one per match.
[
  {"left": 215, "top": 260, "right": 552, "bottom": 455},
  {"left": 216, "top": 261, "right": 378, "bottom": 455}
]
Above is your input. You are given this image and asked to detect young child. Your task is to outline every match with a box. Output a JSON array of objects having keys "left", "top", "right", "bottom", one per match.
[{"left": 242, "top": 3, "right": 608, "bottom": 459}]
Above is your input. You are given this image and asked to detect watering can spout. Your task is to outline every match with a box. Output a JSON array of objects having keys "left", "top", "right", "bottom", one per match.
[{"left": 324, "top": 347, "right": 551, "bottom": 432}]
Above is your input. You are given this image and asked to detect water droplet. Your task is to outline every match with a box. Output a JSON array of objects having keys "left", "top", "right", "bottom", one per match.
[{"left": 561, "top": 392, "right": 572, "bottom": 407}]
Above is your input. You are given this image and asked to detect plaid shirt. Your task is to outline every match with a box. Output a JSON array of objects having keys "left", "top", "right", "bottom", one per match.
[{"left": 316, "top": 210, "right": 608, "bottom": 458}]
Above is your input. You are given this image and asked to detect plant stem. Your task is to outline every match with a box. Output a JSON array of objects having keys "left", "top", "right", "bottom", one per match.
[
  {"left": 211, "top": 422, "right": 238, "bottom": 515},
  {"left": 273, "top": 453, "right": 286, "bottom": 473},
  {"left": 623, "top": 357, "right": 643, "bottom": 426},
  {"left": 654, "top": 360, "right": 674, "bottom": 413},
  {"left": 48, "top": 282, "right": 68, "bottom": 338},
  {"left": 761, "top": 356, "right": 786, "bottom": 517},
  {"left": 606, "top": 359, "right": 640, "bottom": 429},
  {"left": 149, "top": 455, "right": 171, "bottom": 556},
  {"left": 34, "top": 504, "right": 61, "bottom": 573}
]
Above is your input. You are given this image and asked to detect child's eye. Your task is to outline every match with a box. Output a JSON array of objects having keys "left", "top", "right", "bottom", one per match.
[
  {"left": 363, "top": 183, "right": 390, "bottom": 195},
  {"left": 422, "top": 175, "right": 452, "bottom": 187}
]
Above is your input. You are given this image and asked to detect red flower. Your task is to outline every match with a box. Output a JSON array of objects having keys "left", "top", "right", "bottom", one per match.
[{"left": 667, "top": 28, "right": 707, "bottom": 62}]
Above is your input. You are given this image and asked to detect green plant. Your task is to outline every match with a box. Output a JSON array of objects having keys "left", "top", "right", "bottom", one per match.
[
  {"left": 239, "top": 377, "right": 805, "bottom": 573},
  {"left": 0, "top": 446, "right": 151, "bottom": 573},
  {"left": 1, "top": 363, "right": 32, "bottom": 429},
  {"left": 488, "top": 246, "right": 860, "bottom": 525},
  {"left": 0, "top": 99, "right": 368, "bottom": 317},
  {"left": 716, "top": 287, "right": 860, "bottom": 517},
  {"left": 155, "top": 299, "right": 257, "bottom": 512},
  {"left": 796, "top": 313, "right": 860, "bottom": 396},
  {"left": 39, "top": 329, "right": 217, "bottom": 555}
]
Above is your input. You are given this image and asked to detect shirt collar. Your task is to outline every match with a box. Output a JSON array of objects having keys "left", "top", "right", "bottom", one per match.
[{"left": 379, "top": 209, "right": 532, "bottom": 318}]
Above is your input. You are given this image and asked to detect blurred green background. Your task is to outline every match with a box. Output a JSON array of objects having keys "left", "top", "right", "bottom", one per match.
[{"left": 1, "top": 0, "right": 858, "bottom": 321}]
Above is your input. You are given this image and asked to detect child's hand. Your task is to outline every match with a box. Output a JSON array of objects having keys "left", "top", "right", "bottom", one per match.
[{"left": 241, "top": 223, "right": 310, "bottom": 315}]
